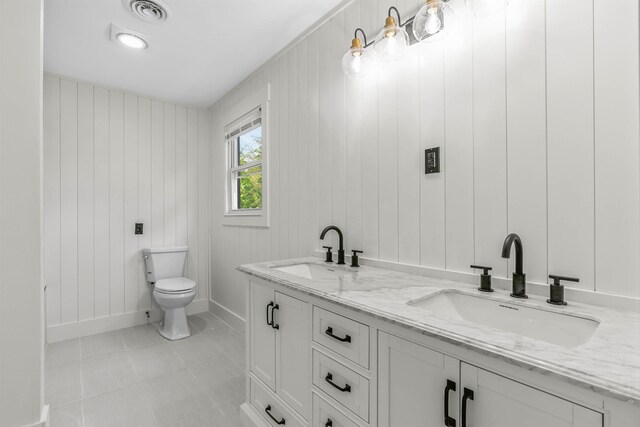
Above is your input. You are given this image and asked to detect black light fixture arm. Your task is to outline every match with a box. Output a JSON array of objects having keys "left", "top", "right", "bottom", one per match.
[
  {"left": 387, "top": 6, "right": 404, "bottom": 26},
  {"left": 354, "top": 28, "right": 374, "bottom": 48}
]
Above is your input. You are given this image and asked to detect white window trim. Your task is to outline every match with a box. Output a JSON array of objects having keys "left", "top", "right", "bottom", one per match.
[{"left": 222, "top": 84, "right": 270, "bottom": 227}]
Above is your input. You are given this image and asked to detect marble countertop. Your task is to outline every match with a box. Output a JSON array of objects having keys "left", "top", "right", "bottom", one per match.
[{"left": 238, "top": 257, "right": 640, "bottom": 406}]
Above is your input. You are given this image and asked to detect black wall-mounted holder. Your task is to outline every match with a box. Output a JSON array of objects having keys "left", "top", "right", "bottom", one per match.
[
  {"left": 470, "top": 264, "right": 493, "bottom": 292},
  {"left": 425, "top": 147, "right": 440, "bottom": 174},
  {"left": 135, "top": 223, "right": 144, "bottom": 235},
  {"left": 547, "top": 274, "right": 579, "bottom": 305}
]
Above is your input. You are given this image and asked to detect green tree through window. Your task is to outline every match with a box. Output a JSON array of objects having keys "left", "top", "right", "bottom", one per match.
[{"left": 238, "top": 132, "right": 262, "bottom": 209}]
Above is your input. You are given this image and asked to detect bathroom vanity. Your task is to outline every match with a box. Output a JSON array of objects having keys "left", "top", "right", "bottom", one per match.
[{"left": 237, "top": 258, "right": 640, "bottom": 427}]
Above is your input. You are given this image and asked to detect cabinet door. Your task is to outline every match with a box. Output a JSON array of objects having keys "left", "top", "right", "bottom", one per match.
[
  {"left": 378, "top": 332, "right": 460, "bottom": 427},
  {"left": 249, "top": 282, "right": 276, "bottom": 390},
  {"left": 460, "top": 363, "right": 602, "bottom": 427},
  {"left": 275, "top": 291, "right": 310, "bottom": 418}
]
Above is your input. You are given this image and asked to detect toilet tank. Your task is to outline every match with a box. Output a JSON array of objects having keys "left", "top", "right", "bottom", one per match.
[{"left": 142, "top": 246, "right": 188, "bottom": 283}]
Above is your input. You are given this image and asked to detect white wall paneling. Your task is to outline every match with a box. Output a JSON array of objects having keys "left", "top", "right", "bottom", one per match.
[
  {"left": 418, "top": 5, "right": 446, "bottom": 269},
  {"left": 593, "top": 0, "right": 640, "bottom": 298},
  {"left": 546, "top": 0, "right": 595, "bottom": 291},
  {"left": 43, "top": 75, "right": 209, "bottom": 334},
  {"left": 505, "top": 0, "right": 548, "bottom": 285},
  {"left": 209, "top": 0, "right": 640, "bottom": 320},
  {"left": 443, "top": 0, "right": 474, "bottom": 273},
  {"left": 360, "top": 0, "right": 380, "bottom": 260},
  {"left": 377, "top": 0, "right": 399, "bottom": 262},
  {"left": 0, "top": 0, "right": 45, "bottom": 423},
  {"left": 396, "top": 0, "right": 421, "bottom": 266},
  {"left": 472, "top": 6, "right": 508, "bottom": 278}
]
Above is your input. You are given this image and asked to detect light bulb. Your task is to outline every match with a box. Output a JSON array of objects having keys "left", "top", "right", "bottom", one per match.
[
  {"left": 425, "top": 8, "right": 442, "bottom": 35},
  {"left": 374, "top": 16, "right": 409, "bottom": 62},
  {"left": 412, "top": 0, "right": 455, "bottom": 43},
  {"left": 342, "top": 38, "right": 376, "bottom": 78}
]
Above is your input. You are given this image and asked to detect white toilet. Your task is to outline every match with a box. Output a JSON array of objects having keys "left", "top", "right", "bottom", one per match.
[{"left": 142, "top": 246, "right": 197, "bottom": 341}]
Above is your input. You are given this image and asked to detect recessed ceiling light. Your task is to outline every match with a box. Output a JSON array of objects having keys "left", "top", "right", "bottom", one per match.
[{"left": 116, "top": 32, "right": 148, "bottom": 50}]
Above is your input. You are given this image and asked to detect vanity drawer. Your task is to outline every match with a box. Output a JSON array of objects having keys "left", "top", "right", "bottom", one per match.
[
  {"left": 313, "top": 350, "right": 370, "bottom": 422},
  {"left": 250, "top": 378, "right": 306, "bottom": 427},
  {"left": 313, "top": 307, "right": 369, "bottom": 368},
  {"left": 313, "top": 393, "right": 362, "bottom": 427}
]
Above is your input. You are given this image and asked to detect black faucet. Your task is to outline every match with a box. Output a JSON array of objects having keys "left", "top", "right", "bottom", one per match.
[
  {"left": 320, "top": 225, "right": 345, "bottom": 265},
  {"left": 501, "top": 233, "right": 527, "bottom": 298}
]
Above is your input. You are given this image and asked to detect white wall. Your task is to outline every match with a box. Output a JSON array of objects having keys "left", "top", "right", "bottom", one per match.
[
  {"left": 43, "top": 75, "right": 210, "bottom": 339},
  {"left": 0, "top": 0, "right": 45, "bottom": 425},
  {"left": 210, "top": 0, "right": 640, "bottom": 321}
]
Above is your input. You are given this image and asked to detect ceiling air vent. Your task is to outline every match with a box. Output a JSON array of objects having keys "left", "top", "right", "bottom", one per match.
[{"left": 123, "top": 0, "right": 172, "bottom": 23}]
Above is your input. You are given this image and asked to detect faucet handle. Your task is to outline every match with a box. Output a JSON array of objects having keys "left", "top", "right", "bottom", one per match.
[
  {"left": 350, "top": 250, "right": 363, "bottom": 268},
  {"left": 470, "top": 265, "right": 493, "bottom": 292},
  {"left": 548, "top": 274, "right": 579, "bottom": 285},
  {"left": 470, "top": 265, "right": 492, "bottom": 275},
  {"left": 547, "top": 274, "right": 579, "bottom": 305},
  {"left": 322, "top": 246, "right": 333, "bottom": 263}
]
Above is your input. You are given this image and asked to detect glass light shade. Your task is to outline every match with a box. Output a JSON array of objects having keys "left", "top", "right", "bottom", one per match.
[
  {"left": 116, "top": 32, "right": 148, "bottom": 49},
  {"left": 374, "top": 17, "right": 409, "bottom": 62},
  {"left": 465, "top": 0, "right": 508, "bottom": 17},
  {"left": 342, "top": 40, "right": 376, "bottom": 78},
  {"left": 412, "top": 0, "right": 456, "bottom": 43}
]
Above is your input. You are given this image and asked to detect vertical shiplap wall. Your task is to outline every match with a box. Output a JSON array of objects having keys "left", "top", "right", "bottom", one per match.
[
  {"left": 210, "top": 0, "right": 640, "bottom": 320},
  {"left": 43, "top": 75, "right": 209, "bottom": 328}
]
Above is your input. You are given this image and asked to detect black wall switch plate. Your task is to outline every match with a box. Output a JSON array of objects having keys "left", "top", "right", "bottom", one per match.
[
  {"left": 135, "top": 223, "right": 144, "bottom": 235},
  {"left": 425, "top": 147, "right": 440, "bottom": 174}
]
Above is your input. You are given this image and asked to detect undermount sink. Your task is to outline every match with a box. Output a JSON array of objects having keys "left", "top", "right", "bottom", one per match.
[
  {"left": 408, "top": 291, "right": 600, "bottom": 349},
  {"left": 272, "top": 263, "right": 349, "bottom": 280}
]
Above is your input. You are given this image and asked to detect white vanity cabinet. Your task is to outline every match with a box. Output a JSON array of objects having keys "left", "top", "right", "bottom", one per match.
[
  {"left": 460, "top": 363, "right": 602, "bottom": 427},
  {"left": 248, "top": 279, "right": 311, "bottom": 422},
  {"left": 378, "top": 332, "right": 459, "bottom": 427},
  {"left": 378, "top": 331, "right": 602, "bottom": 427},
  {"left": 241, "top": 270, "right": 637, "bottom": 427}
]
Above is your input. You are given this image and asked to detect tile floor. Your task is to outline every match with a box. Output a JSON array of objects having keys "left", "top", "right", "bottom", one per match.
[{"left": 46, "top": 312, "right": 245, "bottom": 427}]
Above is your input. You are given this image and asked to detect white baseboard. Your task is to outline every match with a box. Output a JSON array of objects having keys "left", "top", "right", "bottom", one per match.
[
  {"left": 46, "top": 299, "right": 209, "bottom": 343},
  {"left": 209, "top": 299, "right": 245, "bottom": 335},
  {"left": 22, "top": 405, "right": 49, "bottom": 427},
  {"left": 240, "top": 403, "right": 269, "bottom": 427}
]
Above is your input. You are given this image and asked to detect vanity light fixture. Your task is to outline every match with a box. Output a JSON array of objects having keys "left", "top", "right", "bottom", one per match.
[
  {"left": 342, "top": 28, "right": 377, "bottom": 79},
  {"left": 374, "top": 7, "right": 410, "bottom": 62},
  {"left": 342, "top": 0, "right": 506, "bottom": 78},
  {"left": 412, "top": 0, "right": 455, "bottom": 43}
]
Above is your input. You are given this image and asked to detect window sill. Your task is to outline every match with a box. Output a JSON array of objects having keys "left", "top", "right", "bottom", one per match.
[{"left": 222, "top": 211, "right": 270, "bottom": 227}]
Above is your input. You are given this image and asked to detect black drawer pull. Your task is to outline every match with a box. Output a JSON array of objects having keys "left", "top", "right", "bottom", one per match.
[
  {"left": 272, "top": 304, "right": 280, "bottom": 330},
  {"left": 325, "top": 326, "right": 351, "bottom": 343},
  {"left": 265, "top": 405, "right": 285, "bottom": 425},
  {"left": 325, "top": 419, "right": 333, "bottom": 427},
  {"left": 266, "top": 301, "right": 274, "bottom": 326},
  {"left": 444, "top": 379, "right": 456, "bottom": 427},
  {"left": 325, "top": 372, "right": 351, "bottom": 393},
  {"left": 461, "top": 388, "right": 474, "bottom": 427}
]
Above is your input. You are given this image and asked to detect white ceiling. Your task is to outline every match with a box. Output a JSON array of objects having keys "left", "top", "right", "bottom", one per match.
[{"left": 44, "top": 0, "right": 345, "bottom": 107}]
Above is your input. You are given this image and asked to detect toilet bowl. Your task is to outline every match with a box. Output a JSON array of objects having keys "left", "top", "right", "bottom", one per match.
[
  {"left": 153, "top": 277, "right": 197, "bottom": 340},
  {"left": 142, "top": 247, "right": 197, "bottom": 341}
]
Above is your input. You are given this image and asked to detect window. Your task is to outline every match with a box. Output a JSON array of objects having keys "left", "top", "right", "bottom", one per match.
[
  {"left": 227, "top": 108, "right": 263, "bottom": 212},
  {"left": 223, "top": 84, "right": 270, "bottom": 227}
]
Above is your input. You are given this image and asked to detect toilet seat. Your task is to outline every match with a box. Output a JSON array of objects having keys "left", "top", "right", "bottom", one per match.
[{"left": 154, "top": 277, "right": 196, "bottom": 294}]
